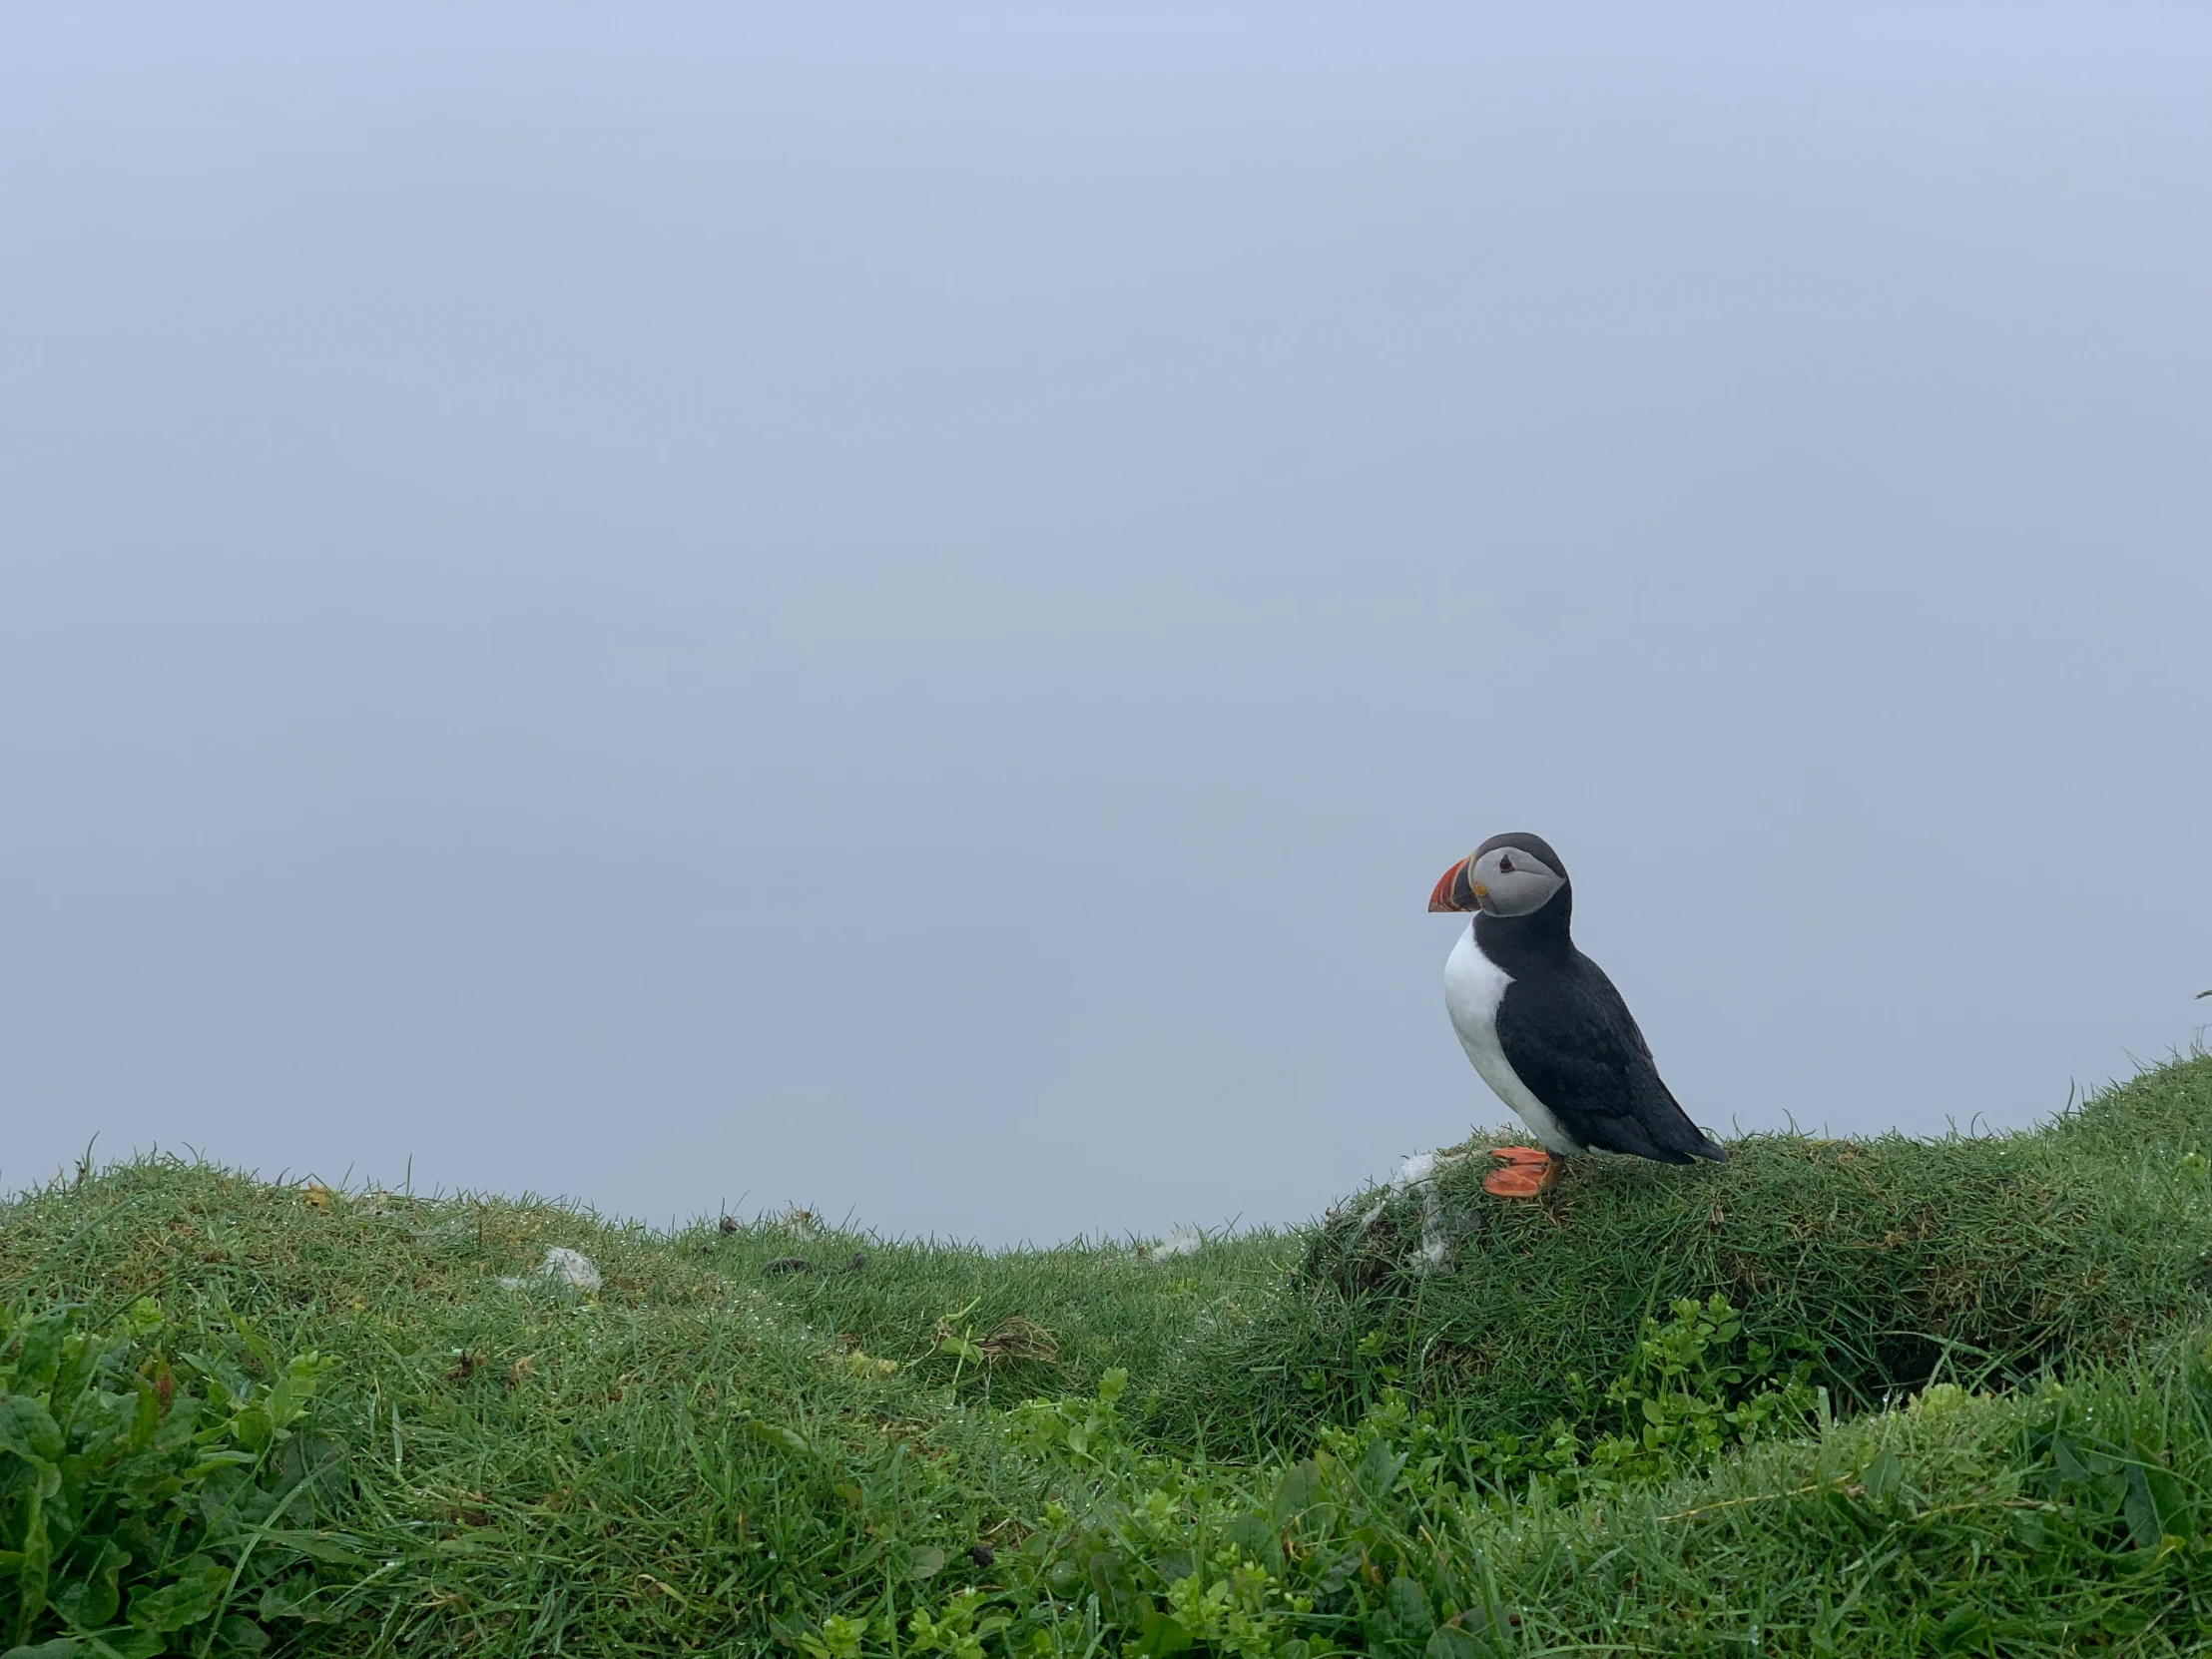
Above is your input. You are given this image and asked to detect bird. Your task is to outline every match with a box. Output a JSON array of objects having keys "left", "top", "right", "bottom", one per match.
[{"left": 1429, "top": 831, "right": 1726, "bottom": 1198}]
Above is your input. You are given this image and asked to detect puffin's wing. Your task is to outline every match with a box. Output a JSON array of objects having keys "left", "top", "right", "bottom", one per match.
[{"left": 1493, "top": 958, "right": 1726, "bottom": 1165}]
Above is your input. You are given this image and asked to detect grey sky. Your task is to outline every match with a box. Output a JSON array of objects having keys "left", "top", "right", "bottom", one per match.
[{"left": 4, "top": 6, "right": 2207, "bottom": 1246}]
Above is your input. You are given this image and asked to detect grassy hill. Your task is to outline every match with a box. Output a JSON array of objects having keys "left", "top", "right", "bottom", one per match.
[{"left": 2, "top": 1056, "right": 2210, "bottom": 1656}]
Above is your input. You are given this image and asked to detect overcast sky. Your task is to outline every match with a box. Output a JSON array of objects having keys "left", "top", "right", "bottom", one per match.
[{"left": 4, "top": 5, "right": 2207, "bottom": 1245}]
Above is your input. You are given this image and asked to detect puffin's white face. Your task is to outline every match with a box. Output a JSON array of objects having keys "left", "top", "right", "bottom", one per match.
[{"left": 1465, "top": 844, "right": 1565, "bottom": 916}]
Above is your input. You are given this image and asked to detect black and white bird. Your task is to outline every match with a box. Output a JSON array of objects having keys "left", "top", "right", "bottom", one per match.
[{"left": 1428, "top": 831, "right": 1726, "bottom": 1197}]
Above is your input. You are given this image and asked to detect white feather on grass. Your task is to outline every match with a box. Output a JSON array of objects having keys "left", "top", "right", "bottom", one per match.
[
  {"left": 1357, "top": 1151, "right": 1469, "bottom": 1275},
  {"left": 500, "top": 1247, "right": 603, "bottom": 1293},
  {"left": 1135, "top": 1224, "right": 1206, "bottom": 1265}
]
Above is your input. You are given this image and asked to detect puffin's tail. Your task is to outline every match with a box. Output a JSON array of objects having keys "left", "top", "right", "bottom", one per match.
[{"left": 1651, "top": 1084, "right": 1728, "bottom": 1164}]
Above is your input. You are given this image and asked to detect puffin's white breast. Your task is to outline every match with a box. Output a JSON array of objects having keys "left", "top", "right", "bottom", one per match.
[{"left": 1442, "top": 926, "right": 1582, "bottom": 1155}]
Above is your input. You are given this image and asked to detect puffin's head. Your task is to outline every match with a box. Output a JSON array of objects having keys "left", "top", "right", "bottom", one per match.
[{"left": 1428, "top": 831, "right": 1569, "bottom": 917}]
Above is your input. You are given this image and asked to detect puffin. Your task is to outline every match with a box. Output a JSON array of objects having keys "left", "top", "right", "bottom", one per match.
[{"left": 1429, "top": 831, "right": 1726, "bottom": 1197}]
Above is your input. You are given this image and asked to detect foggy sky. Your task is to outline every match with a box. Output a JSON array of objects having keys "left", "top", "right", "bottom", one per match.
[{"left": 5, "top": 5, "right": 2208, "bottom": 1245}]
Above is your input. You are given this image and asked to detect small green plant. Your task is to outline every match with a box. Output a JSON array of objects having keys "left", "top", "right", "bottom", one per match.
[
  {"left": 1591, "top": 1293, "right": 1821, "bottom": 1475},
  {"left": 0, "top": 1299, "right": 349, "bottom": 1659},
  {"left": 998, "top": 1383, "right": 1473, "bottom": 1659},
  {"left": 907, "top": 1588, "right": 1011, "bottom": 1659},
  {"left": 1009, "top": 1368, "right": 1130, "bottom": 1465},
  {"left": 2022, "top": 1364, "right": 2205, "bottom": 1566},
  {"left": 1454, "top": 1293, "right": 1821, "bottom": 1498},
  {"left": 797, "top": 1610, "right": 876, "bottom": 1659}
]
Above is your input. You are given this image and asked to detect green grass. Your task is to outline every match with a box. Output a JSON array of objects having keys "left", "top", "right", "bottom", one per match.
[
  {"left": 710, "top": 1056, "right": 2212, "bottom": 1452},
  {"left": 2, "top": 1055, "right": 2210, "bottom": 1655}
]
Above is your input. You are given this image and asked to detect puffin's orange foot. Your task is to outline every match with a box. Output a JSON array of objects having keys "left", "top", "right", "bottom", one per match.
[{"left": 1482, "top": 1149, "right": 1560, "bottom": 1198}]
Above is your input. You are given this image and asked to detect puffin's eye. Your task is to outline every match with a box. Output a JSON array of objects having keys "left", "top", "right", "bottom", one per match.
[{"left": 1499, "top": 855, "right": 1515, "bottom": 873}]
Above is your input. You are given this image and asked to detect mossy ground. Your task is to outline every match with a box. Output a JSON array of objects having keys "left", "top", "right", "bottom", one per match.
[{"left": 4, "top": 1055, "right": 2210, "bottom": 1655}]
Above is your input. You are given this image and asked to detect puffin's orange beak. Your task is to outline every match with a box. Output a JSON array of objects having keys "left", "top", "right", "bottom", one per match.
[{"left": 1429, "top": 859, "right": 1484, "bottom": 912}]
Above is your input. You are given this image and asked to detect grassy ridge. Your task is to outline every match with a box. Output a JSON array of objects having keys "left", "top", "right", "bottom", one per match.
[
  {"left": 717, "top": 1057, "right": 2212, "bottom": 1450},
  {"left": 1, "top": 1055, "right": 2209, "bottom": 1655}
]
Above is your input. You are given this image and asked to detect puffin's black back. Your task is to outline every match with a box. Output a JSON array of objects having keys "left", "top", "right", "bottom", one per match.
[{"left": 1473, "top": 838, "right": 1726, "bottom": 1165}]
